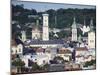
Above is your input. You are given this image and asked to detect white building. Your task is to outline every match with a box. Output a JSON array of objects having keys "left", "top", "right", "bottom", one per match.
[
  {"left": 22, "top": 54, "right": 50, "bottom": 66},
  {"left": 88, "top": 32, "right": 95, "bottom": 49},
  {"left": 26, "top": 39, "right": 64, "bottom": 48},
  {"left": 75, "top": 47, "right": 88, "bottom": 56},
  {"left": 57, "top": 48, "right": 72, "bottom": 61},
  {"left": 21, "top": 31, "right": 26, "bottom": 42},
  {"left": 11, "top": 44, "right": 23, "bottom": 55},
  {"left": 72, "top": 17, "right": 77, "bottom": 41},
  {"left": 88, "top": 19, "right": 95, "bottom": 49},
  {"left": 32, "top": 20, "right": 41, "bottom": 40},
  {"left": 42, "top": 14, "right": 49, "bottom": 41}
]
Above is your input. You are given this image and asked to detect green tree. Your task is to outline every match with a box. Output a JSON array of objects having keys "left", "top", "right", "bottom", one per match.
[
  {"left": 32, "top": 62, "right": 40, "bottom": 71},
  {"left": 53, "top": 56, "right": 64, "bottom": 64},
  {"left": 84, "top": 60, "right": 96, "bottom": 67},
  {"left": 12, "top": 58, "right": 25, "bottom": 73},
  {"left": 42, "top": 63, "right": 50, "bottom": 71}
]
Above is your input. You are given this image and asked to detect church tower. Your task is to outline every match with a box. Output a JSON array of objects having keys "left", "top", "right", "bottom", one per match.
[
  {"left": 21, "top": 31, "right": 26, "bottom": 42},
  {"left": 42, "top": 14, "right": 49, "bottom": 41},
  {"left": 88, "top": 18, "right": 95, "bottom": 49},
  {"left": 72, "top": 17, "right": 77, "bottom": 41},
  {"left": 32, "top": 19, "right": 41, "bottom": 40}
]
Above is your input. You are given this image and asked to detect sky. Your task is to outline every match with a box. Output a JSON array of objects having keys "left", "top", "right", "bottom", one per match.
[{"left": 12, "top": 0, "right": 96, "bottom": 12}]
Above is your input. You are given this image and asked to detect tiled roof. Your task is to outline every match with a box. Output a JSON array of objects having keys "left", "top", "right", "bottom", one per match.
[
  {"left": 58, "top": 48, "right": 72, "bottom": 54},
  {"left": 36, "top": 48, "right": 44, "bottom": 52},
  {"left": 76, "top": 47, "right": 88, "bottom": 51},
  {"left": 28, "top": 39, "right": 65, "bottom": 45}
]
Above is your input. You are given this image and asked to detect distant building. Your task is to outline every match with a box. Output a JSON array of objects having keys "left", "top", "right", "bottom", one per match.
[
  {"left": 57, "top": 48, "right": 72, "bottom": 61},
  {"left": 21, "top": 31, "right": 26, "bottom": 42},
  {"left": 25, "top": 39, "right": 65, "bottom": 48},
  {"left": 21, "top": 54, "right": 50, "bottom": 66},
  {"left": 11, "top": 39, "right": 23, "bottom": 55},
  {"left": 32, "top": 20, "right": 41, "bottom": 40},
  {"left": 42, "top": 14, "right": 49, "bottom": 41},
  {"left": 75, "top": 47, "right": 88, "bottom": 56},
  {"left": 88, "top": 19, "right": 95, "bottom": 49},
  {"left": 72, "top": 17, "right": 77, "bottom": 41}
]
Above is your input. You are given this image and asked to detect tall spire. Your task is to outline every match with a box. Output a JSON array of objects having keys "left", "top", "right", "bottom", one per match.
[
  {"left": 36, "top": 19, "right": 39, "bottom": 29},
  {"left": 90, "top": 18, "right": 94, "bottom": 31},
  {"left": 73, "top": 17, "right": 76, "bottom": 24},
  {"left": 21, "top": 30, "right": 26, "bottom": 42},
  {"left": 72, "top": 17, "right": 76, "bottom": 28},
  {"left": 84, "top": 18, "right": 86, "bottom": 26},
  {"left": 71, "top": 17, "right": 77, "bottom": 41}
]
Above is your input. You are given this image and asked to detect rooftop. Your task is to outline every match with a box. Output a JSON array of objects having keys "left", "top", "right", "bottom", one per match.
[{"left": 25, "top": 39, "right": 65, "bottom": 45}]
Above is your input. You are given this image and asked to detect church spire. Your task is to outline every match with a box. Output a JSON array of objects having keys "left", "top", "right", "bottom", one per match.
[
  {"left": 90, "top": 18, "right": 94, "bottom": 31},
  {"left": 72, "top": 17, "right": 76, "bottom": 28},
  {"left": 71, "top": 17, "right": 77, "bottom": 41},
  {"left": 36, "top": 19, "right": 39, "bottom": 29},
  {"left": 84, "top": 18, "right": 86, "bottom": 26},
  {"left": 73, "top": 17, "right": 76, "bottom": 24}
]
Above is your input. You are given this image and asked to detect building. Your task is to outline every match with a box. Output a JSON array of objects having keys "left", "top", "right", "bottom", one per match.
[
  {"left": 42, "top": 14, "right": 49, "bottom": 41},
  {"left": 32, "top": 19, "right": 41, "bottom": 40},
  {"left": 25, "top": 39, "right": 65, "bottom": 48},
  {"left": 11, "top": 39, "right": 23, "bottom": 55},
  {"left": 71, "top": 17, "right": 77, "bottom": 41},
  {"left": 75, "top": 47, "right": 88, "bottom": 56},
  {"left": 21, "top": 54, "right": 50, "bottom": 66},
  {"left": 21, "top": 31, "right": 26, "bottom": 42},
  {"left": 88, "top": 19, "right": 95, "bottom": 49},
  {"left": 57, "top": 48, "right": 72, "bottom": 61}
]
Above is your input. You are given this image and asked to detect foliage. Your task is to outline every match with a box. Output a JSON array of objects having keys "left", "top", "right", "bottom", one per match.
[
  {"left": 32, "top": 62, "right": 40, "bottom": 71},
  {"left": 12, "top": 4, "right": 96, "bottom": 39},
  {"left": 53, "top": 56, "right": 65, "bottom": 64},
  {"left": 12, "top": 58, "right": 25, "bottom": 73},
  {"left": 42, "top": 63, "right": 50, "bottom": 71},
  {"left": 12, "top": 58, "right": 25, "bottom": 67},
  {"left": 84, "top": 59, "right": 96, "bottom": 67}
]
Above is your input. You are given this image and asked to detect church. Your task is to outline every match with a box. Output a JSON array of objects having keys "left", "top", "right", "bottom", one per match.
[
  {"left": 23, "top": 13, "right": 65, "bottom": 48},
  {"left": 21, "top": 12, "right": 95, "bottom": 49}
]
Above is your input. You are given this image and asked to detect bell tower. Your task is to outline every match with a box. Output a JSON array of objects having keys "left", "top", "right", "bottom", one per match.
[
  {"left": 72, "top": 17, "right": 77, "bottom": 41},
  {"left": 42, "top": 14, "right": 49, "bottom": 41}
]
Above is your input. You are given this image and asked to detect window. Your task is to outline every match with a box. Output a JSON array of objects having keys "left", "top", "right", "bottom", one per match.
[
  {"left": 35, "top": 59, "right": 37, "bottom": 61},
  {"left": 19, "top": 48, "right": 21, "bottom": 52},
  {"left": 45, "top": 20, "right": 47, "bottom": 22},
  {"left": 90, "top": 40, "right": 94, "bottom": 43},
  {"left": 43, "top": 60, "right": 45, "bottom": 64},
  {"left": 16, "top": 50, "right": 17, "bottom": 53}
]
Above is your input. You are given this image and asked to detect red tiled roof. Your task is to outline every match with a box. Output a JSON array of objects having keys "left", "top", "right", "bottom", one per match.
[
  {"left": 76, "top": 47, "right": 88, "bottom": 51},
  {"left": 58, "top": 49, "right": 72, "bottom": 54}
]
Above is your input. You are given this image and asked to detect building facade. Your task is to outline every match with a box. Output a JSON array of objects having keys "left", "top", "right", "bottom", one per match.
[
  {"left": 72, "top": 17, "right": 77, "bottom": 41},
  {"left": 42, "top": 14, "right": 49, "bottom": 41}
]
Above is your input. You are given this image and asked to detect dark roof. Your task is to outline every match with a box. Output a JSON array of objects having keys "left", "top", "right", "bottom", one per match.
[
  {"left": 15, "top": 38, "right": 24, "bottom": 45},
  {"left": 23, "top": 47, "right": 36, "bottom": 55},
  {"left": 28, "top": 39, "right": 65, "bottom": 45}
]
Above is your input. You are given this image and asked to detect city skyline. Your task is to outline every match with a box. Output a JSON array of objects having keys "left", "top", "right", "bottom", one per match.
[{"left": 11, "top": 1, "right": 96, "bottom": 74}]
